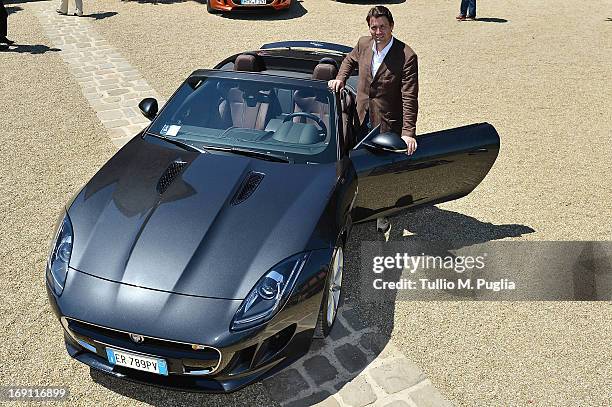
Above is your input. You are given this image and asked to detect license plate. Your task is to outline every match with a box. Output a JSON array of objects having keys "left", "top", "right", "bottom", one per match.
[
  {"left": 242, "top": 0, "right": 266, "bottom": 4},
  {"left": 106, "top": 348, "right": 168, "bottom": 376}
]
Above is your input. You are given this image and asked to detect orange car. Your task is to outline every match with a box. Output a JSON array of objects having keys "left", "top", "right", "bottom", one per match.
[{"left": 207, "top": 0, "right": 291, "bottom": 13}]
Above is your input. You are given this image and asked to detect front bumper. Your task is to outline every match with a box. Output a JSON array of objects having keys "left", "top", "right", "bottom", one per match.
[
  {"left": 47, "top": 249, "right": 332, "bottom": 392},
  {"left": 60, "top": 320, "right": 310, "bottom": 392},
  {"left": 208, "top": 0, "right": 291, "bottom": 12}
]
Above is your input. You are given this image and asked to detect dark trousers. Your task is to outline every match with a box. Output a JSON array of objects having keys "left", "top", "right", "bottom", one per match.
[
  {"left": 358, "top": 110, "right": 377, "bottom": 141},
  {"left": 0, "top": 0, "right": 8, "bottom": 39},
  {"left": 459, "top": 0, "right": 476, "bottom": 17}
]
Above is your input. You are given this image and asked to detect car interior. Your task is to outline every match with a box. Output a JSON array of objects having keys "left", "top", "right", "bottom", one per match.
[
  {"left": 165, "top": 54, "right": 332, "bottom": 147},
  {"left": 221, "top": 52, "right": 337, "bottom": 146},
  {"left": 148, "top": 52, "right": 365, "bottom": 163},
  {"left": 215, "top": 52, "right": 360, "bottom": 154}
]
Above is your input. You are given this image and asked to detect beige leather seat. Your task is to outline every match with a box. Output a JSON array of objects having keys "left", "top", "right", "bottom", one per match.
[
  {"left": 292, "top": 58, "right": 359, "bottom": 150},
  {"left": 293, "top": 59, "right": 338, "bottom": 130},
  {"left": 219, "top": 53, "right": 274, "bottom": 130}
]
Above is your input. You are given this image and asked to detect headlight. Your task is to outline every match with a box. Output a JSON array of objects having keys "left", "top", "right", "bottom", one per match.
[
  {"left": 46, "top": 212, "right": 73, "bottom": 296},
  {"left": 231, "top": 252, "right": 309, "bottom": 331}
]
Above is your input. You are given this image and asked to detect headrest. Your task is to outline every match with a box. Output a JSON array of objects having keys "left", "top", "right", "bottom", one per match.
[
  {"left": 312, "top": 62, "right": 338, "bottom": 81},
  {"left": 318, "top": 57, "right": 339, "bottom": 69},
  {"left": 234, "top": 53, "right": 265, "bottom": 72}
]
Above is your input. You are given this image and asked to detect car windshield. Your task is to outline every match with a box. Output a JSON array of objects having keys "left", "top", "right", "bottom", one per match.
[{"left": 148, "top": 75, "right": 338, "bottom": 164}]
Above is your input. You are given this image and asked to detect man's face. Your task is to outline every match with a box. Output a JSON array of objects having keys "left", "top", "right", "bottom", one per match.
[{"left": 369, "top": 16, "right": 394, "bottom": 46}]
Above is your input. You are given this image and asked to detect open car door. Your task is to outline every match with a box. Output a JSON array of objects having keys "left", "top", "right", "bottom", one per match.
[{"left": 349, "top": 123, "right": 500, "bottom": 223}]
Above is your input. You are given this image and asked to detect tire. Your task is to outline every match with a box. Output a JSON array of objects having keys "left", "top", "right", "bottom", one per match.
[{"left": 313, "top": 245, "right": 344, "bottom": 339}]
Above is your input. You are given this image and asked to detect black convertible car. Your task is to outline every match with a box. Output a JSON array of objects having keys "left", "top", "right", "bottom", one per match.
[{"left": 46, "top": 41, "right": 500, "bottom": 392}]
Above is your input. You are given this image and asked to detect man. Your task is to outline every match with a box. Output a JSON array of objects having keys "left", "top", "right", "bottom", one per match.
[
  {"left": 456, "top": 0, "right": 477, "bottom": 21},
  {"left": 0, "top": 0, "right": 15, "bottom": 49},
  {"left": 56, "top": 0, "right": 83, "bottom": 17},
  {"left": 328, "top": 6, "right": 419, "bottom": 235}
]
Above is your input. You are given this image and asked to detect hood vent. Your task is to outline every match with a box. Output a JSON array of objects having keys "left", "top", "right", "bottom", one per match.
[
  {"left": 157, "top": 160, "right": 187, "bottom": 195},
  {"left": 231, "top": 172, "right": 265, "bottom": 206}
]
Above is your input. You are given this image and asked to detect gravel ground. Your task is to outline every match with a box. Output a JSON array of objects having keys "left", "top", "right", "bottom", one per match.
[{"left": 1, "top": 0, "right": 611, "bottom": 406}]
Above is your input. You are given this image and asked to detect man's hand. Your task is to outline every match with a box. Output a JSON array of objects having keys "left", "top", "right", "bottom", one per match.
[
  {"left": 401, "top": 135, "right": 417, "bottom": 155},
  {"left": 328, "top": 79, "right": 345, "bottom": 93}
]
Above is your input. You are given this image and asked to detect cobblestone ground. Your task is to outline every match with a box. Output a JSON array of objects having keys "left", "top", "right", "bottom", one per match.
[
  {"left": 24, "top": 4, "right": 453, "bottom": 406},
  {"left": 34, "top": 3, "right": 164, "bottom": 148}
]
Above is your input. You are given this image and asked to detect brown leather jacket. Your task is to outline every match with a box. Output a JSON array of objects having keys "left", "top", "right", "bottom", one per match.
[{"left": 336, "top": 36, "right": 419, "bottom": 138}]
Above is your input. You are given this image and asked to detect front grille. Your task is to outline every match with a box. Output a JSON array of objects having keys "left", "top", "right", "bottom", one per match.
[
  {"left": 68, "top": 319, "right": 192, "bottom": 351},
  {"left": 65, "top": 318, "right": 221, "bottom": 375}
]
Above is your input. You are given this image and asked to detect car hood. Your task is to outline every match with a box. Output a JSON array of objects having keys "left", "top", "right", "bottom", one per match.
[{"left": 67, "top": 135, "right": 338, "bottom": 300}]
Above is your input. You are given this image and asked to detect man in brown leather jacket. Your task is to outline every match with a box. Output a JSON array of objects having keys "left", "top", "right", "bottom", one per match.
[
  {"left": 329, "top": 6, "right": 419, "bottom": 235},
  {"left": 329, "top": 6, "right": 419, "bottom": 156}
]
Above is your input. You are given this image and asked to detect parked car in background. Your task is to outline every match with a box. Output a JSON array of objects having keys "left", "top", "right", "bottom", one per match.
[{"left": 206, "top": 0, "right": 291, "bottom": 13}]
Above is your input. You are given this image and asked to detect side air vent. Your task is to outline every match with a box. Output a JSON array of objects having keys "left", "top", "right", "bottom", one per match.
[
  {"left": 157, "top": 160, "right": 187, "bottom": 195},
  {"left": 231, "top": 172, "right": 265, "bottom": 206}
]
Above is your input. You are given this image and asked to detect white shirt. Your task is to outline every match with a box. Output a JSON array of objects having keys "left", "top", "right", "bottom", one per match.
[{"left": 371, "top": 37, "right": 394, "bottom": 77}]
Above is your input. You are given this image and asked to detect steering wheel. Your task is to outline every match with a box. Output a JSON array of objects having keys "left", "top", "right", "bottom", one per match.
[{"left": 283, "top": 112, "right": 328, "bottom": 136}]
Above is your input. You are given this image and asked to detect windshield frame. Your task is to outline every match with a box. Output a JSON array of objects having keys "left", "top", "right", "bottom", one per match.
[{"left": 145, "top": 70, "right": 340, "bottom": 164}]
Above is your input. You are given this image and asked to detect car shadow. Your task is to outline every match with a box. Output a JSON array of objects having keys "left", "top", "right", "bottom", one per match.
[
  {"left": 90, "top": 369, "right": 278, "bottom": 405},
  {"left": 339, "top": 205, "right": 536, "bottom": 319},
  {"left": 386, "top": 206, "right": 534, "bottom": 245},
  {"left": 218, "top": 0, "right": 307, "bottom": 20},
  {"left": 89, "top": 206, "right": 533, "bottom": 405},
  {"left": 0, "top": 44, "right": 62, "bottom": 54}
]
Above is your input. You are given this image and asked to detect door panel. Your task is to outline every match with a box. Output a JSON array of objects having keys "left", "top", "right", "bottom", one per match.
[{"left": 350, "top": 122, "right": 500, "bottom": 222}]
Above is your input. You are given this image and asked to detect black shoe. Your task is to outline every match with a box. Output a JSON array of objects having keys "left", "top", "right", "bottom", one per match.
[
  {"left": 0, "top": 37, "right": 14, "bottom": 45},
  {"left": 0, "top": 44, "right": 8, "bottom": 51}
]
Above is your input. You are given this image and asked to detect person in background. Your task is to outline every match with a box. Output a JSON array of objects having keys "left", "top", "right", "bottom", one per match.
[
  {"left": 56, "top": 0, "right": 83, "bottom": 17},
  {"left": 456, "top": 0, "right": 476, "bottom": 21},
  {"left": 0, "top": 0, "right": 15, "bottom": 49}
]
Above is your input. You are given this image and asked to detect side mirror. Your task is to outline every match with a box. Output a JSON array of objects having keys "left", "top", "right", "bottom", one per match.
[
  {"left": 362, "top": 132, "right": 407, "bottom": 153},
  {"left": 138, "top": 98, "right": 158, "bottom": 121}
]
